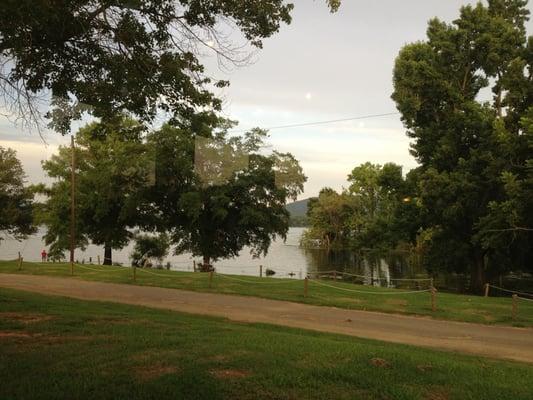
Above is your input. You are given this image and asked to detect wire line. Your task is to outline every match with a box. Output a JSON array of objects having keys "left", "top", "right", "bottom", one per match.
[{"left": 229, "top": 112, "right": 400, "bottom": 133}]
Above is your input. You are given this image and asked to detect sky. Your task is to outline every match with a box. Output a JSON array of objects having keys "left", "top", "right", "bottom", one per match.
[{"left": 1, "top": 0, "right": 532, "bottom": 199}]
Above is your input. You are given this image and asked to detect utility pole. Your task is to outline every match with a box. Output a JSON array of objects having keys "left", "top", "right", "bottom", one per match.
[{"left": 70, "top": 136, "right": 76, "bottom": 274}]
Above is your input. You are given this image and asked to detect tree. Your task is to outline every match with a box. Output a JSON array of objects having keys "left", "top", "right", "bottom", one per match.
[
  {"left": 0, "top": 146, "right": 35, "bottom": 242},
  {"left": 302, "top": 188, "right": 355, "bottom": 249},
  {"left": 392, "top": 0, "right": 532, "bottom": 291},
  {"left": 131, "top": 233, "right": 170, "bottom": 268},
  {"left": 41, "top": 118, "right": 153, "bottom": 264},
  {"left": 0, "top": 0, "right": 339, "bottom": 134},
  {"left": 347, "top": 162, "right": 407, "bottom": 250},
  {"left": 149, "top": 125, "right": 306, "bottom": 267}
]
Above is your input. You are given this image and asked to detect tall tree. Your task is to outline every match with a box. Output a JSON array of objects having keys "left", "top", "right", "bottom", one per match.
[
  {"left": 392, "top": 0, "right": 532, "bottom": 291},
  {"left": 41, "top": 118, "right": 153, "bottom": 264},
  {"left": 149, "top": 125, "right": 306, "bottom": 267},
  {"left": 0, "top": 0, "right": 339, "bottom": 134},
  {"left": 0, "top": 146, "right": 35, "bottom": 243}
]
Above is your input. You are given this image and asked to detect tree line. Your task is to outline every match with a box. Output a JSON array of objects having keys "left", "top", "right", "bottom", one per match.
[{"left": 303, "top": 0, "right": 533, "bottom": 293}]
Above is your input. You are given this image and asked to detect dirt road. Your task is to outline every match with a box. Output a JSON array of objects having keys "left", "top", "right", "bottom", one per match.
[{"left": 1, "top": 273, "right": 532, "bottom": 363}]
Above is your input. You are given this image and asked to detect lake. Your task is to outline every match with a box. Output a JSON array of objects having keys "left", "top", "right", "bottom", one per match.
[{"left": 2, "top": 227, "right": 531, "bottom": 292}]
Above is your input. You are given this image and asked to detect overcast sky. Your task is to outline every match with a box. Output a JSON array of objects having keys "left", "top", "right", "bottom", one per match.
[{"left": 1, "top": 0, "right": 532, "bottom": 199}]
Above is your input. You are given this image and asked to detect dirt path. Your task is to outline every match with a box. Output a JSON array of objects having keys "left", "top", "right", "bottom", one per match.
[{"left": 1, "top": 273, "right": 533, "bottom": 363}]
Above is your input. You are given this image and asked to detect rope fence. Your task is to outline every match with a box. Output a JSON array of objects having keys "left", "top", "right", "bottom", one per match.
[
  {"left": 5, "top": 257, "right": 533, "bottom": 321},
  {"left": 309, "top": 278, "right": 432, "bottom": 295}
]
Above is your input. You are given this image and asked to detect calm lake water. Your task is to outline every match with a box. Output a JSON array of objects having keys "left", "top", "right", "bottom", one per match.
[{"left": 2, "top": 227, "right": 531, "bottom": 292}]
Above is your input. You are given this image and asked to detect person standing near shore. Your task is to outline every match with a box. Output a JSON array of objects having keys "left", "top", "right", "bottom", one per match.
[{"left": 41, "top": 249, "right": 47, "bottom": 263}]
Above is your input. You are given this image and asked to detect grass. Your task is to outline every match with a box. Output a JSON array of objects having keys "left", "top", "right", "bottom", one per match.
[
  {"left": 1, "top": 287, "right": 532, "bottom": 400},
  {"left": 1, "top": 260, "right": 533, "bottom": 327}
]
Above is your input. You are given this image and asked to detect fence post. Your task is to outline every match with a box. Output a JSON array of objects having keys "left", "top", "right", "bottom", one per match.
[
  {"left": 430, "top": 277, "right": 434, "bottom": 289},
  {"left": 333, "top": 271, "right": 337, "bottom": 281},
  {"left": 512, "top": 294, "right": 518, "bottom": 321},
  {"left": 133, "top": 265, "right": 137, "bottom": 282},
  {"left": 304, "top": 277, "right": 309, "bottom": 298},
  {"left": 209, "top": 271, "right": 213, "bottom": 289},
  {"left": 97, "top": 255, "right": 100, "bottom": 265},
  {"left": 431, "top": 286, "right": 437, "bottom": 312},
  {"left": 259, "top": 265, "right": 263, "bottom": 278},
  {"left": 193, "top": 260, "right": 196, "bottom": 272},
  {"left": 484, "top": 283, "right": 490, "bottom": 298},
  {"left": 18, "top": 252, "right": 22, "bottom": 270}
]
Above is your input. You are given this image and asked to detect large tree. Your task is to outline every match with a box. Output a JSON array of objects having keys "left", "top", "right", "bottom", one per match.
[
  {"left": 41, "top": 118, "right": 153, "bottom": 264},
  {"left": 0, "top": 146, "right": 35, "bottom": 243},
  {"left": 0, "top": 0, "right": 339, "bottom": 134},
  {"left": 392, "top": 0, "right": 532, "bottom": 291},
  {"left": 149, "top": 125, "right": 306, "bottom": 267}
]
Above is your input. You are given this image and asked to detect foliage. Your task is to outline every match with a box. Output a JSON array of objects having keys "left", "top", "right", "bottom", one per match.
[
  {"left": 302, "top": 188, "right": 355, "bottom": 249},
  {"left": 0, "top": 0, "right": 338, "bottom": 134},
  {"left": 149, "top": 125, "right": 306, "bottom": 266},
  {"left": 130, "top": 233, "right": 170, "bottom": 268},
  {"left": 303, "top": 163, "right": 411, "bottom": 251},
  {"left": 392, "top": 0, "right": 533, "bottom": 291},
  {"left": 40, "top": 118, "right": 153, "bottom": 264},
  {"left": 0, "top": 146, "right": 35, "bottom": 242}
]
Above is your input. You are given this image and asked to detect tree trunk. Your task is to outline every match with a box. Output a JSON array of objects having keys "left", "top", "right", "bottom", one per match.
[
  {"left": 202, "top": 255, "right": 212, "bottom": 272},
  {"left": 470, "top": 251, "right": 485, "bottom": 294},
  {"left": 103, "top": 244, "right": 112, "bottom": 266}
]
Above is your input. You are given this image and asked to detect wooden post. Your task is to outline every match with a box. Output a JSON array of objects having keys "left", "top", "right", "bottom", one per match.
[
  {"left": 193, "top": 260, "right": 196, "bottom": 272},
  {"left": 484, "top": 283, "right": 490, "bottom": 298},
  {"left": 431, "top": 287, "right": 437, "bottom": 312},
  {"left": 133, "top": 265, "right": 137, "bottom": 282},
  {"left": 259, "top": 265, "right": 263, "bottom": 278},
  {"left": 512, "top": 294, "right": 518, "bottom": 321},
  {"left": 97, "top": 255, "right": 100, "bottom": 265},
  {"left": 18, "top": 252, "right": 22, "bottom": 270},
  {"left": 69, "top": 135, "right": 76, "bottom": 267},
  {"left": 430, "top": 277, "right": 434, "bottom": 289},
  {"left": 304, "top": 277, "right": 309, "bottom": 298},
  {"left": 209, "top": 271, "right": 213, "bottom": 289},
  {"left": 333, "top": 271, "right": 337, "bottom": 281}
]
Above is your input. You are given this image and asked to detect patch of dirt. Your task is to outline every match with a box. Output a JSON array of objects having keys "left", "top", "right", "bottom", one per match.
[
  {"left": 134, "top": 364, "right": 179, "bottom": 382},
  {"left": 210, "top": 369, "right": 251, "bottom": 379},
  {"left": 338, "top": 297, "right": 363, "bottom": 304},
  {"left": 0, "top": 312, "right": 54, "bottom": 324},
  {"left": 0, "top": 331, "right": 34, "bottom": 339},
  {"left": 370, "top": 358, "right": 392, "bottom": 369},
  {"left": 424, "top": 387, "right": 450, "bottom": 400}
]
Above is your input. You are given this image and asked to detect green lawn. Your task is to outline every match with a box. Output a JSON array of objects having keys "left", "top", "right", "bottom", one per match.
[
  {"left": 1, "top": 260, "right": 533, "bottom": 327},
  {"left": 1, "top": 288, "right": 532, "bottom": 400}
]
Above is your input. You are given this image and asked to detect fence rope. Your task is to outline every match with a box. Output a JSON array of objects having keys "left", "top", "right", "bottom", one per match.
[
  {"left": 488, "top": 284, "right": 533, "bottom": 298},
  {"left": 136, "top": 268, "right": 177, "bottom": 277},
  {"left": 75, "top": 264, "right": 126, "bottom": 273},
  {"left": 337, "top": 270, "right": 432, "bottom": 282},
  {"left": 309, "top": 278, "right": 432, "bottom": 295},
  {"left": 215, "top": 273, "right": 300, "bottom": 285},
  {"left": 518, "top": 296, "right": 533, "bottom": 303}
]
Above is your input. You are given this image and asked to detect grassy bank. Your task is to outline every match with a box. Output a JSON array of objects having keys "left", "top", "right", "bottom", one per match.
[
  {"left": 1, "top": 288, "right": 533, "bottom": 400},
  {"left": 1, "top": 260, "right": 532, "bottom": 327}
]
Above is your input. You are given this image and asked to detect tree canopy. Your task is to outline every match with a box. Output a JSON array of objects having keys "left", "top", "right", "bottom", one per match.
[
  {"left": 149, "top": 125, "right": 307, "bottom": 266},
  {"left": 392, "top": 0, "right": 533, "bottom": 291},
  {"left": 0, "top": 146, "right": 35, "bottom": 243},
  {"left": 40, "top": 118, "right": 153, "bottom": 264},
  {"left": 0, "top": 0, "right": 339, "bottom": 134}
]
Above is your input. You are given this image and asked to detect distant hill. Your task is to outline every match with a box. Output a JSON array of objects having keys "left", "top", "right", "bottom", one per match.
[{"left": 286, "top": 198, "right": 310, "bottom": 217}]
